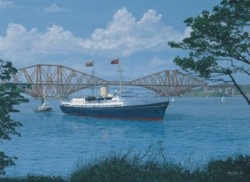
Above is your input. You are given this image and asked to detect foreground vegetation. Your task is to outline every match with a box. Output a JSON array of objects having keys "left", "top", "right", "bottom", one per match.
[
  {"left": 1, "top": 149, "right": 250, "bottom": 182},
  {"left": 168, "top": 0, "right": 250, "bottom": 105}
]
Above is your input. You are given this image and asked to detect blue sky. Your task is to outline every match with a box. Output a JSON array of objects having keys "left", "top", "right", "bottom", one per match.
[{"left": 1, "top": 0, "right": 223, "bottom": 80}]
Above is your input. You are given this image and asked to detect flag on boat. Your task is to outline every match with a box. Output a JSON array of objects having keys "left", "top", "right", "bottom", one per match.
[
  {"left": 111, "top": 59, "right": 119, "bottom": 64},
  {"left": 86, "top": 61, "right": 94, "bottom": 67}
]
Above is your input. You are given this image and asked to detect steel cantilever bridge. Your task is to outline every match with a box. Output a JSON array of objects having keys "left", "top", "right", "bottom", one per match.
[{"left": 10, "top": 64, "right": 206, "bottom": 98}]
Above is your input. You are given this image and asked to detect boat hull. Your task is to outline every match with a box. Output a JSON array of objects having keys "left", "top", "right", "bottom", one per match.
[
  {"left": 60, "top": 101, "right": 169, "bottom": 121},
  {"left": 38, "top": 107, "right": 52, "bottom": 112},
  {"left": 35, "top": 106, "right": 52, "bottom": 112}
]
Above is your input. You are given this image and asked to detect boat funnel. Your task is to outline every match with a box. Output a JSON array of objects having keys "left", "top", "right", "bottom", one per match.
[{"left": 100, "top": 86, "right": 108, "bottom": 97}]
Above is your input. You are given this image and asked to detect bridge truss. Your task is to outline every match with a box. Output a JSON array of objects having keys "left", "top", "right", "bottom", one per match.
[
  {"left": 10, "top": 64, "right": 206, "bottom": 98},
  {"left": 129, "top": 70, "right": 206, "bottom": 96},
  {"left": 12, "top": 64, "right": 107, "bottom": 98}
]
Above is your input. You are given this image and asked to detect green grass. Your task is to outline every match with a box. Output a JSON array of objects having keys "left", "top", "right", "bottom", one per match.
[{"left": 1, "top": 147, "right": 250, "bottom": 182}]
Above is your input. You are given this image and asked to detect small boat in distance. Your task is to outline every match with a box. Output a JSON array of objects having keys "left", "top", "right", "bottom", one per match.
[
  {"left": 221, "top": 96, "right": 225, "bottom": 103},
  {"left": 36, "top": 97, "right": 52, "bottom": 112},
  {"left": 36, "top": 88, "right": 52, "bottom": 112}
]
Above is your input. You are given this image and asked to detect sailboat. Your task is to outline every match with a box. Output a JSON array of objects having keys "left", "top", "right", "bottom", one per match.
[
  {"left": 36, "top": 89, "right": 52, "bottom": 112},
  {"left": 221, "top": 95, "right": 225, "bottom": 103},
  {"left": 171, "top": 97, "right": 175, "bottom": 102}
]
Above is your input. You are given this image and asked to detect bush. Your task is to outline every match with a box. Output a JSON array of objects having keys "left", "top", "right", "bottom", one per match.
[
  {"left": 206, "top": 155, "right": 250, "bottom": 182},
  {"left": 70, "top": 148, "right": 192, "bottom": 182},
  {"left": 1, "top": 153, "right": 250, "bottom": 182},
  {"left": 70, "top": 152, "right": 250, "bottom": 182}
]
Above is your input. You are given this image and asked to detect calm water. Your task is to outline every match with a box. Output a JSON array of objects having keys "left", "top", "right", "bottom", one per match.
[{"left": 2, "top": 96, "right": 250, "bottom": 177}]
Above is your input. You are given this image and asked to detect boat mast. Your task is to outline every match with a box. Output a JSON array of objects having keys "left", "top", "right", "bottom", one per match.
[
  {"left": 42, "top": 87, "right": 46, "bottom": 104},
  {"left": 92, "top": 64, "right": 96, "bottom": 96},
  {"left": 86, "top": 61, "right": 95, "bottom": 96},
  {"left": 118, "top": 62, "right": 123, "bottom": 92},
  {"left": 111, "top": 58, "right": 123, "bottom": 93}
]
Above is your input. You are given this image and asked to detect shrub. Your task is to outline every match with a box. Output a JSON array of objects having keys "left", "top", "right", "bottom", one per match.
[
  {"left": 70, "top": 147, "right": 192, "bottom": 182},
  {"left": 206, "top": 155, "right": 250, "bottom": 182}
]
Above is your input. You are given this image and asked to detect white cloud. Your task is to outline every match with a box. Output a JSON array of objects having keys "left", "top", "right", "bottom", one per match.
[
  {"left": 79, "top": 7, "right": 186, "bottom": 57},
  {"left": 44, "top": 3, "right": 62, "bottom": 13},
  {"left": 0, "top": 0, "right": 14, "bottom": 9},
  {"left": 0, "top": 7, "right": 189, "bottom": 69},
  {"left": 0, "top": 23, "right": 83, "bottom": 66}
]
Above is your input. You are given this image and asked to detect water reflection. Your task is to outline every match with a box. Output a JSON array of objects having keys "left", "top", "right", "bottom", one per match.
[{"left": 61, "top": 114, "right": 165, "bottom": 141}]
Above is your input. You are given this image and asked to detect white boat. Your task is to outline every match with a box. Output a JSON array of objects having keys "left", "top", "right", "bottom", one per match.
[
  {"left": 60, "top": 61, "right": 169, "bottom": 120},
  {"left": 36, "top": 98, "right": 52, "bottom": 112},
  {"left": 60, "top": 87, "right": 169, "bottom": 121},
  {"left": 221, "top": 96, "right": 225, "bottom": 103}
]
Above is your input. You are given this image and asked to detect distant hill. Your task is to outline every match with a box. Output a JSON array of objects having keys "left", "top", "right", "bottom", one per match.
[{"left": 184, "top": 84, "right": 250, "bottom": 97}]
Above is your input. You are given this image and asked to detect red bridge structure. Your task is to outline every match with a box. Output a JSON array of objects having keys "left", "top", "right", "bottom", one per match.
[{"left": 9, "top": 64, "right": 206, "bottom": 98}]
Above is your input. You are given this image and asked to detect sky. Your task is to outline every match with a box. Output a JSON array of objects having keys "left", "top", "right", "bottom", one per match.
[{"left": 0, "top": 0, "right": 224, "bottom": 81}]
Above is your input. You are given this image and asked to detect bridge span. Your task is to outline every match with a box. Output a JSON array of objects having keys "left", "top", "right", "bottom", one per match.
[{"left": 8, "top": 64, "right": 206, "bottom": 98}]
